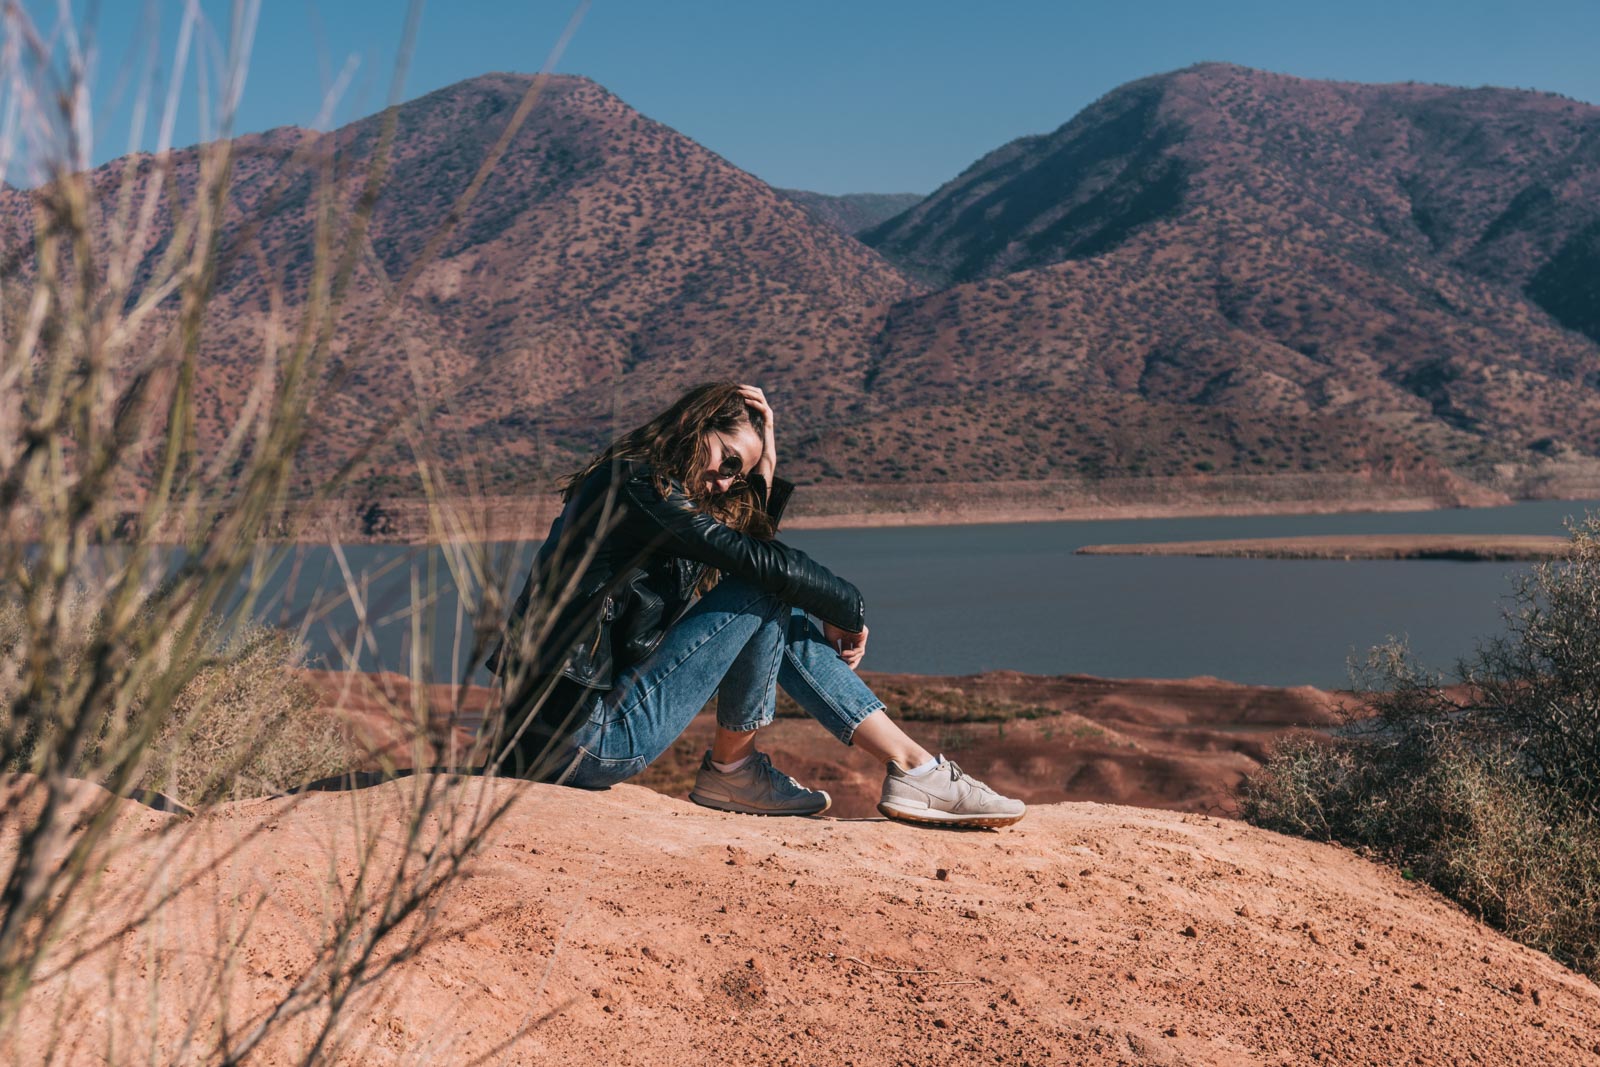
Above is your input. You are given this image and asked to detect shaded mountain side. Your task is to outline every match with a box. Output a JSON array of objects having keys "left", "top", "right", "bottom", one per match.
[
  {"left": 1527, "top": 219, "right": 1600, "bottom": 341},
  {"left": 776, "top": 189, "right": 924, "bottom": 235},
  {"left": 863, "top": 81, "right": 1189, "bottom": 286}
]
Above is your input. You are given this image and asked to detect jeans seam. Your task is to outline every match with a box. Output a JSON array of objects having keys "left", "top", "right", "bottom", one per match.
[
  {"left": 762, "top": 622, "right": 784, "bottom": 707},
  {"left": 718, "top": 611, "right": 784, "bottom": 733},
  {"left": 733, "top": 620, "right": 785, "bottom": 733},
  {"left": 553, "top": 747, "right": 586, "bottom": 786},
  {"left": 720, "top": 716, "right": 773, "bottom": 733},
  {"left": 785, "top": 647, "right": 884, "bottom": 745}
]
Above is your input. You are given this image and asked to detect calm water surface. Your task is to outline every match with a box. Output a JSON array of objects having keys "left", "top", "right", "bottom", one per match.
[{"left": 241, "top": 499, "right": 1599, "bottom": 688}]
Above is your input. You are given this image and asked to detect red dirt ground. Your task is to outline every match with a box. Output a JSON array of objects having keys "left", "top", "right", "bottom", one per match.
[{"left": 8, "top": 776, "right": 1598, "bottom": 1065}]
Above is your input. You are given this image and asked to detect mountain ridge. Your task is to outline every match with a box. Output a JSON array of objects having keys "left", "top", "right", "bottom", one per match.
[
  {"left": 857, "top": 61, "right": 1600, "bottom": 493},
  {"left": 11, "top": 64, "right": 1600, "bottom": 529}
]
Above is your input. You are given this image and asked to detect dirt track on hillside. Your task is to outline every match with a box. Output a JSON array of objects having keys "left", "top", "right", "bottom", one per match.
[{"left": 7, "top": 777, "right": 1597, "bottom": 1065}]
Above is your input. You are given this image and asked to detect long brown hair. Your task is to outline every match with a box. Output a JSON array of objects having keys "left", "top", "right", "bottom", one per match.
[{"left": 563, "top": 381, "right": 775, "bottom": 540}]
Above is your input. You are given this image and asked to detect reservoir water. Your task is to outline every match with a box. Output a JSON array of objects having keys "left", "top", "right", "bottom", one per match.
[{"left": 240, "top": 499, "right": 1599, "bottom": 688}]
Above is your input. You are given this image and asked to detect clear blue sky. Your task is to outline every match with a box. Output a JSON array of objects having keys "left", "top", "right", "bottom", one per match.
[{"left": 10, "top": 1, "right": 1600, "bottom": 194}]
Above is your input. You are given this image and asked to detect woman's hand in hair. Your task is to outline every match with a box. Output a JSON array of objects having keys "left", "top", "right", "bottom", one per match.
[
  {"left": 739, "top": 384, "right": 778, "bottom": 485},
  {"left": 823, "top": 621, "right": 868, "bottom": 670}
]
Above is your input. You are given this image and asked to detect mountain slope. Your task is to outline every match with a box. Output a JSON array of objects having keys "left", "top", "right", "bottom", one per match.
[
  {"left": 776, "top": 189, "right": 924, "bottom": 236},
  {"left": 857, "top": 64, "right": 1600, "bottom": 488},
  {"left": 2, "top": 73, "right": 918, "bottom": 500}
]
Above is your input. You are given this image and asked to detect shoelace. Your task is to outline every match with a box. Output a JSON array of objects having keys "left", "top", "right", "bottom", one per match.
[
  {"left": 753, "top": 752, "right": 807, "bottom": 793},
  {"left": 944, "top": 761, "right": 996, "bottom": 796}
]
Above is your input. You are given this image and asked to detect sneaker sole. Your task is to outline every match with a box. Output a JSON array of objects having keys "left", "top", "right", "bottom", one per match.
[
  {"left": 690, "top": 791, "right": 832, "bottom": 817},
  {"left": 876, "top": 801, "right": 1025, "bottom": 829}
]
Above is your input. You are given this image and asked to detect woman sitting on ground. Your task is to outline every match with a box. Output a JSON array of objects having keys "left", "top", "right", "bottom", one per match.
[{"left": 490, "top": 380, "right": 1024, "bottom": 828}]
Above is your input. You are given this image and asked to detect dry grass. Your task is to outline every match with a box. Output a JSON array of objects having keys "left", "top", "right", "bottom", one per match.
[
  {"left": 0, "top": 602, "right": 357, "bottom": 807},
  {"left": 1241, "top": 733, "right": 1600, "bottom": 979},
  {"left": 141, "top": 622, "right": 356, "bottom": 805}
]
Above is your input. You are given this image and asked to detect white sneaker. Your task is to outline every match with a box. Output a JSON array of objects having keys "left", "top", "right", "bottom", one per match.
[{"left": 878, "top": 758, "right": 1026, "bottom": 828}]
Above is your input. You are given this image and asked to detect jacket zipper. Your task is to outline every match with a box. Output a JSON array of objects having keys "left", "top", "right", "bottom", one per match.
[{"left": 587, "top": 596, "right": 615, "bottom": 663}]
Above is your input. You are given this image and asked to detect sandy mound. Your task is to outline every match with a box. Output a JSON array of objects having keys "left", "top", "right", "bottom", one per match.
[{"left": 10, "top": 778, "right": 1597, "bottom": 1065}]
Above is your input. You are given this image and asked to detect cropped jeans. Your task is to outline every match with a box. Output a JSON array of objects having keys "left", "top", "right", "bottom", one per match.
[{"left": 551, "top": 575, "right": 885, "bottom": 789}]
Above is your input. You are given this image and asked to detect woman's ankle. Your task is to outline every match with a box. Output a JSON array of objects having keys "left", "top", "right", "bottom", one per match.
[
  {"left": 850, "top": 710, "right": 933, "bottom": 768},
  {"left": 710, "top": 725, "right": 758, "bottom": 765}
]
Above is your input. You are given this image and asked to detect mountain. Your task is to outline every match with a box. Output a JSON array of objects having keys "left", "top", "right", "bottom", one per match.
[
  {"left": 2, "top": 73, "right": 917, "bottom": 503},
  {"left": 13, "top": 65, "right": 1600, "bottom": 530},
  {"left": 775, "top": 189, "right": 924, "bottom": 236},
  {"left": 856, "top": 63, "right": 1600, "bottom": 492}
]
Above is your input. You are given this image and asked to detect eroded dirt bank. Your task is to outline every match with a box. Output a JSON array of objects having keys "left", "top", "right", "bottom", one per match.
[
  {"left": 9, "top": 778, "right": 1598, "bottom": 1065},
  {"left": 309, "top": 669, "right": 1345, "bottom": 819}
]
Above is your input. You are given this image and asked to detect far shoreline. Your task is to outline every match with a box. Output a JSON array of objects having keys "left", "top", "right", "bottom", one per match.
[
  {"left": 23, "top": 480, "right": 1600, "bottom": 545},
  {"left": 306, "top": 487, "right": 1600, "bottom": 543},
  {"left": 780, "top": 496, "right": 1576, "bottom": 531}
]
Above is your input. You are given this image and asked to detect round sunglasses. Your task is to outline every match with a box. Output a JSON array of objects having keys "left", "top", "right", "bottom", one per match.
[{"left": 710, "top": 435, "right": 758, "bottom": 484}]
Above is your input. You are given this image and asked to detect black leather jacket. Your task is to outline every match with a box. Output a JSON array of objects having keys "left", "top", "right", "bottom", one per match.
[{"left": 493, "top": 458, "right": 865, "bottom": 692}]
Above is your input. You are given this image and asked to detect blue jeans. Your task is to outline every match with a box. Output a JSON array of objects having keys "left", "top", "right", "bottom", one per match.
[{"left": 552, "top": 576, "right": 885, "bottom": 789}]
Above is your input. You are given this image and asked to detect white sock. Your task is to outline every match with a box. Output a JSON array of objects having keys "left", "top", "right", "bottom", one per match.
[
  {"left": 904, "top": 754, "right": 943, "bottom": 777},
  {"left": 711, "top": 754, "right": 751, "bottom": 773}
]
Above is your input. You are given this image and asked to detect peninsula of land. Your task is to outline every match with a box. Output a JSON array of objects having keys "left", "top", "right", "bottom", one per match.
[{"left": 1077, "top": 533, "right": 1571, "bottom": 561}]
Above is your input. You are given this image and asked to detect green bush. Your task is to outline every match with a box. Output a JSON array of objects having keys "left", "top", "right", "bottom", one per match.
[{"left": 1240, "top": 516, "right": 1600, "bottom": 978}]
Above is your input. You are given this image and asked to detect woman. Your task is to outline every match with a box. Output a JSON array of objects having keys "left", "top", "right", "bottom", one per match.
[{"left": 491, "top": 381, "right": 1024, "bottom": 828}]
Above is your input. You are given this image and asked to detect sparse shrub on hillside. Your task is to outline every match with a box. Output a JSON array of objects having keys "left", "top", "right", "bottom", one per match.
[
  {"left": 1470, "top": 525, "right": 1600, "bottom": 810},
  {"left": 1240, "top": 517, "right": 1600, "bottom": 978}
]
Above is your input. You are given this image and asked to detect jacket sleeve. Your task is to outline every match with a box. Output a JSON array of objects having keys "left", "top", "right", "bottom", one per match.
[
  {"left": 621, "top": 466, "right": 864, "bottom": 632},
  {"left": 764, "top": 475, "right": 796, "bottom": 528}
]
